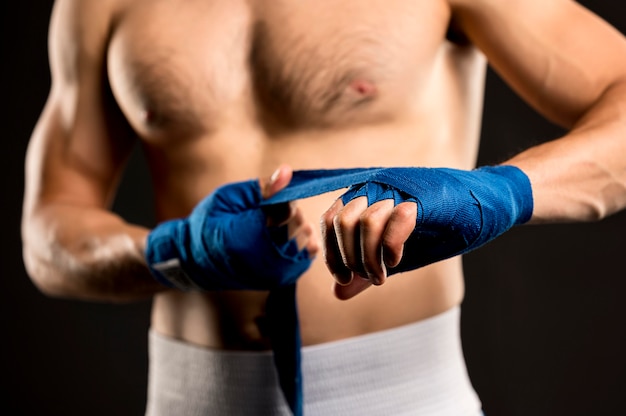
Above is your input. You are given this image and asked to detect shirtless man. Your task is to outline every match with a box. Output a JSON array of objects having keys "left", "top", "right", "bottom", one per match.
[{"left": 21, "top": 0, "right": 626, "bottom": 415}]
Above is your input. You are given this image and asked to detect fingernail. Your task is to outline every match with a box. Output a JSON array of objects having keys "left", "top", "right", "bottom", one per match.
[
  {"left": 270, "top": 168, "right": 280, "bottom": 185},
  {"left": 364, "top": 273, "right": 381, "bottom": 286},
  {"left": 355, "top": 273, "right": 375, "bottom": 286},
  {"left": 333, "top": 272, "right": 352, "bottom": 286}
]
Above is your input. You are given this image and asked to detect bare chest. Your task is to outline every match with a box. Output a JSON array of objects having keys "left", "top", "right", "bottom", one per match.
[{"left": 108, "top": 0, "right": 451, "bottom": 138}]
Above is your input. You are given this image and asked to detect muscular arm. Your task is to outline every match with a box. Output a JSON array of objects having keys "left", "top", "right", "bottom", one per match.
[
  {"left": 451, "top": 0, "right": 626, "bottom": 222},
  {"left": 21, "top": 0, "right": 163, "bottom": 302},
  {"left": 324, "top": 0, "right": 626, "bottom": 298}
]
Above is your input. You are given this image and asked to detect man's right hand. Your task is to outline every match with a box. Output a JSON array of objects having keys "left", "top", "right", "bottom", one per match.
[{"left": 145, "top": 165, "right": 318, "bottom": 291}]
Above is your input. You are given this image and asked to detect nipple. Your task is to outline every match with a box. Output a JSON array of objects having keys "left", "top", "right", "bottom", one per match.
[
  {"left": 141, "top": 109, "right": 157, "bottom": 124},
  {"left": 348, "top": 79, "right": 377, "bottom": 99},
  {"left": 140, "top": 108, "right": 165, "bottom": 128}
]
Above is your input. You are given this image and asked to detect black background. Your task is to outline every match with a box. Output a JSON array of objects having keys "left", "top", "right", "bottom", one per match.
[{"left": 2, "top": 1, "right": 625, "bottom": 415}]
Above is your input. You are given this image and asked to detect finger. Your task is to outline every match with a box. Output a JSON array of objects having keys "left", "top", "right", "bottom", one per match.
[
  {"left": 260, "top": 164, "right": 293, "bottom": 199},
  {"left": 321, "top": 199, "right": 352, "bottom": 285},
  {"left": 382, "top": 202, "right": 417, "bottom": 268},
  {"left": 333, "top": 276, "right": 372, "bottom": 300},
  {"left": 265, "top": 202, "right": 296, "bottom": 227},
  {"left": 286, "top": 208, "right": 307, "bottom": 248},
  {"left": 333, "top": 196, "right": 368, "bottom": 275},
  {"left": 267, "top": 194, "right": 320, "bottom": 255},
  {"left": 359, "top": 199, "right": 395, "bottom": 285},
  {"left": 290, "top": 220, "right": 320, "bottom": 256},
  {"left": 261, "top": 165, "right": 296, "bottom": 226}
]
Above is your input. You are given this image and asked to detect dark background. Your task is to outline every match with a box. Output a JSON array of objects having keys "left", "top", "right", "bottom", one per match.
[{"left": 2, "top": 1, "right": 625, "bottom": 415}]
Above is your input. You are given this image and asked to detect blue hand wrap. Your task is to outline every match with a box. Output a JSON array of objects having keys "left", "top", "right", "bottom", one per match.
[
  {"left": 265, "top": 165, "right": 533, "bottom": 273},
  {"left": 146, "top": 180, "right": 311, "bottom": 291},
  {"left": 145, "top": 165, "right": 533, "bottom": 416}
]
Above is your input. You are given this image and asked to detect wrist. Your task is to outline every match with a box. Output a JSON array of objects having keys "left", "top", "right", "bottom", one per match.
[
  {"left": 477, "top": 164, "right": 534, "bottom": 225},
  {"left": 145, "top": 219, "right": 198, "bottom": 290}
]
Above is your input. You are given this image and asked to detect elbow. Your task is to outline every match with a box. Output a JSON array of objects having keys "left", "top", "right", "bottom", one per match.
[
  {"left": 21, "top": 238, "right": 158, "bottom": 304},
  {"left": 21, "top": 212, "right": 93, "bottom": 300},
  {"left": 580, "top": 181, "right": 626, "bottom": 222},
  {"left": 582, "top": 202, "right": 608, "bottom": 222},
  {"left": 22, "top": 244, "right": 76, "bottom": 299},
  {"left": 21, "top": 207, "right": 71, "bottom": 298},
  {"left": 595, "top": 182, "right": 626, "bottom": 221}
]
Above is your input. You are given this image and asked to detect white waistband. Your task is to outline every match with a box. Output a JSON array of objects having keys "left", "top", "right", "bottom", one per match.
[{"left": 146, "top": 306, "right": 481, "bottom": 415}]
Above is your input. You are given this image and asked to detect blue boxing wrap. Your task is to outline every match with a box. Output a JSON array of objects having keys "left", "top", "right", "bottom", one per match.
[
  {"left": 145, "top": 165, "right": 533, "bottom": 416},
  {"left": 266, "top": 165, "right": 533, "bottom": 274},
  {"left": 146, "top": 180, "right": 311, "bottom": 291}
]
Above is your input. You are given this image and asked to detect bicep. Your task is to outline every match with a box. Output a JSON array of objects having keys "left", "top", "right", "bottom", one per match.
[
  {"left": 450, "top": 0, "right": 626, "bottom": 128},
  {"left": 25, "top": 0, "right": 136, "bottom": 216}
]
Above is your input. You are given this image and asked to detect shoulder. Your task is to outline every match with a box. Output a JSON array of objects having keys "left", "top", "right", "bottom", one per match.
[{"left": 49, "top": 0, "right": 128, "bottom": 84}]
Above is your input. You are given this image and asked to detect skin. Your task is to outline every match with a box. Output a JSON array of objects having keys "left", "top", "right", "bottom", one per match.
[{"left": 21, "top": 0, "right": 626, "bottom": 353}]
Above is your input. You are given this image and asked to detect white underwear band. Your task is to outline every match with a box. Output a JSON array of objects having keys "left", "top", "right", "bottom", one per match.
[{"left": 145, "top": 306, "right": 482, "bottom": 415}]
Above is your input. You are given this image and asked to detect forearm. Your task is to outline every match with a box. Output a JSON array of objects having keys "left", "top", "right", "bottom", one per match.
[
  {"left": 22, "top": 203, "right": 165, "bottom": 302},
  {"left": 507, "top": 81, "right": 626, "bottom": 223}
]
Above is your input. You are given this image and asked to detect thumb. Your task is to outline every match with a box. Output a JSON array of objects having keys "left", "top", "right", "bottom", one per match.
[
  {"left": 261, "top": 164, "right": 295, "bottom": 227},
  {"left": 261, "top": 164, "right": 293, "bottom": 199}
]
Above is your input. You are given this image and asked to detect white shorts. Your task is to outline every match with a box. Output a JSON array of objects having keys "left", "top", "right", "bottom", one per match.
[{"left": 145, "top": 306, "right": 482, "bottom": 415}]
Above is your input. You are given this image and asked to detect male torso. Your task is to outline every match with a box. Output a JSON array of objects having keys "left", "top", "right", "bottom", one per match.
[{"left": 105, "top": 0, "right": 486, "bottom": 349}]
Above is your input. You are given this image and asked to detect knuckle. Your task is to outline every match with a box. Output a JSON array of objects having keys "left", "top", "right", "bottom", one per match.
[
  {"left": 308, "top": 239, "right": 320, "bottom": 255},
  {"left": 301, "top": 221, "right": 312, "bottom": 232},
  {"left": 320, "top": 213, "right": 334, "bottom": 232},
  {"left": 290, "top": 208, "right": 303, "bottom": 225},
  {"left": 359, "top": 210, "right": 383, "bottom": 230},
  {"left": 301, "top": 222, "right": 314, "bottom": 236},
  {"left": 333, "top": 212, "right": 356, "bottom": 231},
  {"left": 394, "top": 202, "right": 416, "bottom": 220},
  {"left": 360, "top": 201, "right": 392, "bottom": 229},
  {"left": 381, "top": 234, "right": 400, "bottom": 253}
]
